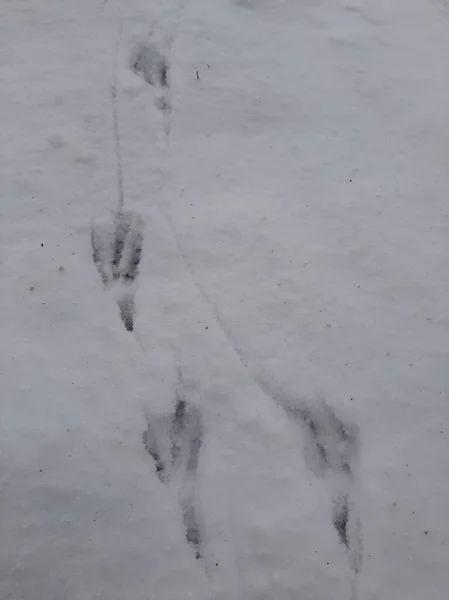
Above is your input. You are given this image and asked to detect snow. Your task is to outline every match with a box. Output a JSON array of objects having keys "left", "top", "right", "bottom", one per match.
[{"left": 1, "top": 0, "right": 449, "bottom": 599}]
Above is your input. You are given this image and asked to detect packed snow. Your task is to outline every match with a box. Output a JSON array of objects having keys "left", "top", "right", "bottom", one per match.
[{"left": 1, "top": 1, "right": 449, "bottom": 599}]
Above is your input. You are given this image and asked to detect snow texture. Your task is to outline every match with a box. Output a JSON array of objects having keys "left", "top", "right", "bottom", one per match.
[{"left": 1, "top": 0, "right": 449, "bottom": 599}]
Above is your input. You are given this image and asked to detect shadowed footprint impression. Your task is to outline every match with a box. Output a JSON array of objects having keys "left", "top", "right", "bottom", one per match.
[
  {"left": 143, "top": 375, "right": 204, "bottom": 560},
  {"left": 285, "top": 399, "right": 363, "bottom": 579},
  {"left": 91, "top": 211, "right": 144, "bottom": 332},
  {"left": 259, "top": 380, "right": 363, "bottom": 588},
  {"left": 130, "top": 40, "right": 171, "bottom": 119}
]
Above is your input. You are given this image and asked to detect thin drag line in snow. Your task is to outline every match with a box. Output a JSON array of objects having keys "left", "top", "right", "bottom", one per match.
[
  {"left": 111, "top": 20, "right": 125, "bottom": 215},
  {"left": 111, "top": 80, "right": 124, "bottom": 214},
  {"left": 162, "top": 212, "right": 249, "bottom": 369}
]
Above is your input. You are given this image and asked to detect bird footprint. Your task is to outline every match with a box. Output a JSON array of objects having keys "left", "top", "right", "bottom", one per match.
[
  {"left": 91, "top": 211, "right": 144, "bottom": 332},
  {"left": 143, "top": 376, "right": 204, "bottom": 560}
]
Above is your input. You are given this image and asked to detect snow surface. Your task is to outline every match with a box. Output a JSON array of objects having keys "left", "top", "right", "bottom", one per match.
[{"left": 1, "top": 0, "right": 449, "bottom": 599}]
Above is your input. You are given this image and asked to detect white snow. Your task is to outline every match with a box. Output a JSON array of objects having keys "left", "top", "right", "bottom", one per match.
[{"left": 1, "top": 0, "right": 449, "bottom": 599}]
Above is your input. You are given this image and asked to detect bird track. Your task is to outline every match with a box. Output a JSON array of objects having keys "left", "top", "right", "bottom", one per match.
[
  {"left": 129, "top": 40, "right": 172, "bottom": 135},
  {"left": 91, "top": 7, "right": 364, "bottom": 595},
  {"left": 91, "top": 212, "right": 144, "bottom": 332},
  {"left": 142, "top": 370, "right": 204, "bottom": 560},
  {"left": 277, "top": 389, "right": 363, "bottom": 586}
]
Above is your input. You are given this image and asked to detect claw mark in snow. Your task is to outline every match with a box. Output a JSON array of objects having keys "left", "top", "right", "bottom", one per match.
[
  {"left": 333, "top": 494, "right": 349, "bottom": 548},
  {"left": 171, "top": 395, "right": 187, "bottom": 466},
  {"left": 116, "top": 292, "right": 135, "bottom": 332},
  {"left": 142, "top": 372, "right": 204, "bottom": 560},
  {"left": 180, "top": 404, "right": 203, "bottom": 559},
  {"left": 142, "top": 428, "right": 166, "bottom": 480}
]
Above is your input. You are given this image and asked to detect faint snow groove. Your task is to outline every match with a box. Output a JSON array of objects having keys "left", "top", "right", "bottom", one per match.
[
  {"left": 111, "top": 20, "right": 125, "bottom": 214},
  {"left": 142, "top": 368, "right": 204, "bottom": 560},
  {"left": 162, "top": 212, "right": 248, "bottom": 367},
  {"left": 111, "top": 79, "right": 125, "bottom": 214}
]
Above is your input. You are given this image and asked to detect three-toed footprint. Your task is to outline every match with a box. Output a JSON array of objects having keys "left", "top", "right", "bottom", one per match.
[{"left": 91, "top": 211, "right": 144, "bottom": 332}]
